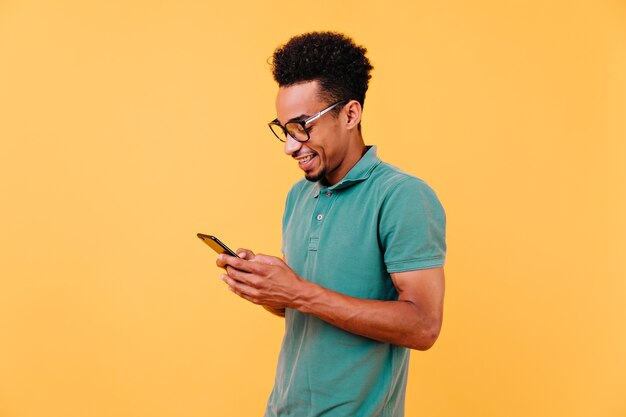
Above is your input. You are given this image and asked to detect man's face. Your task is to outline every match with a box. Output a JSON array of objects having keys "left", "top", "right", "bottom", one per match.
[{"left": 275, "top": 81, "right": 348, "bottom": 184}]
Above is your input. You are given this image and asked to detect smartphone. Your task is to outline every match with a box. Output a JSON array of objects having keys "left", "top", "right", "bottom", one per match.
[{"left": 197, "top": 233, "right": 240, "bottom": 258}]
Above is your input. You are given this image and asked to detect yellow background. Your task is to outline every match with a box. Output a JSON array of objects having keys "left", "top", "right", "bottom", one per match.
[{"left": 1, "top": 1, "right": 625, "bottom": 416}]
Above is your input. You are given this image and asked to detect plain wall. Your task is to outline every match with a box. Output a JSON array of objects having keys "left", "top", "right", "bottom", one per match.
[{"left": 1, "top": 1, "right": 625, "bottom": 416}]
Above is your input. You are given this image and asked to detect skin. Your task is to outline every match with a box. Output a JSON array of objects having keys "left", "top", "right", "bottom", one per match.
[
  {"left": 277, "top": 81, "right": 366, "bottom": 185},
  {"left": 216, "top": 81, "right": 445, "bottom": 350}
]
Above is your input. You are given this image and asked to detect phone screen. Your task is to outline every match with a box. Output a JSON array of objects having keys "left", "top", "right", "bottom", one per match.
[{"left": 197, "top": 233, "right": 240, "bottom": 258}]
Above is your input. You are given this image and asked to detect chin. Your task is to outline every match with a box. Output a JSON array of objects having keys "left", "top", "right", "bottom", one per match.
[{"left": 304, "top": 168, "right": 326, "bottom": 183}]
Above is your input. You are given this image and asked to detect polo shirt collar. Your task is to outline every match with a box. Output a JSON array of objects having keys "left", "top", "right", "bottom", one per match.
[{"left": 314, "top": 145, "right": 381, "bottom": 197}]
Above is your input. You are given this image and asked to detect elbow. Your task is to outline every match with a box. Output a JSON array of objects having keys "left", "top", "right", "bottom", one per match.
[
  {"left": 407, "top": 321, "right": 442, "bottom": 351},
  {"left": 411, "top": 334, "right": 438, "bottom": 351},
  {"left": 408, "top": 332, "right": 439, "bottom": 351}
]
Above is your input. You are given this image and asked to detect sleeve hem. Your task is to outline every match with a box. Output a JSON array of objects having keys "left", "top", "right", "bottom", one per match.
[{"left": 386, "top": 256, "right": 445, "bottom": 273}]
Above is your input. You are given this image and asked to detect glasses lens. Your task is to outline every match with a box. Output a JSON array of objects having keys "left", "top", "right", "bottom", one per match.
[
  {"left": 285, "top": 122, "right": 309, "bottom": 142},
  {"left": 269, "top": 123, "right": 287, "bottom": 142}
]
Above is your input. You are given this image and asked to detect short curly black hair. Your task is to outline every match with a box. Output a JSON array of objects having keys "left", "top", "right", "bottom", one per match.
[{"left": 271, "top": 31, "right": 373, "bottom": 108}]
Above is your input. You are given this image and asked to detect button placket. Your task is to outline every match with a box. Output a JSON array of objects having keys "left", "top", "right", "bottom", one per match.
[{"left": 309, "top": 189, "right": 336, "bottom": 251}]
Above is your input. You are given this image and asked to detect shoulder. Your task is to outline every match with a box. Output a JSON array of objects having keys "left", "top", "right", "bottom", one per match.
[
  {"left": 371, "top": 161, "right": 441, "bottom": 204},
  {"left": 373, "top": 162, "right": 447, "bottom": 271}
]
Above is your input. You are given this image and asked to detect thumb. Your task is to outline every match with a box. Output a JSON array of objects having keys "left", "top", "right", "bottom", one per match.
[{"left": 236, "top": 248, "right": 255, "bottom": 260}]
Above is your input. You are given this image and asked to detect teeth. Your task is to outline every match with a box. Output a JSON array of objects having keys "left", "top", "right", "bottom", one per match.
[{"left": 300, "top": 155, "right": 314, "bottom": 163}]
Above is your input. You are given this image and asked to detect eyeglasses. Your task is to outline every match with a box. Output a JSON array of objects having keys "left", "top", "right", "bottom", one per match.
[{"left": 268, "top": 100, "right": 347, "bottom": 143}]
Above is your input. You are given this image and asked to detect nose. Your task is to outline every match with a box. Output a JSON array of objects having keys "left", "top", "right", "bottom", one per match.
[{"left": 283, "top": 134, "right": 302, "bottom": 156}]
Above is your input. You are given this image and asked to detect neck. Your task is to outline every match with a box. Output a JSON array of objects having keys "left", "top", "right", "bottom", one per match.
[{"left": 323, "top": 136, "right": 366, "bottom": 186}]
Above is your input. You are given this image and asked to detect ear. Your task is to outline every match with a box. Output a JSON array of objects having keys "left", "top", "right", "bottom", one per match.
[{"left": 344, "top": 100, "right": 362, "bottom": 131}]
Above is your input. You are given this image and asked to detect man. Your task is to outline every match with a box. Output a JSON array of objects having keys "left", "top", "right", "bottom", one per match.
[{"left": 217, "top": 32, "right": 446, "bottom": 417}]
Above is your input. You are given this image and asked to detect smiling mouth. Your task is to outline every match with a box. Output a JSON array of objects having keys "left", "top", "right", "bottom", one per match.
[
  {"left": 299, "top": 154, "right": 315, "bottom": 163},
  {"left": 295, "top": 153, "right": 318, "bottom": 170}
]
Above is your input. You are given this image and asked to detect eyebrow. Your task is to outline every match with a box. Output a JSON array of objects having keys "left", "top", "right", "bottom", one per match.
[{"left": 287, "top": 114, "right": 310, "bottom": 123}]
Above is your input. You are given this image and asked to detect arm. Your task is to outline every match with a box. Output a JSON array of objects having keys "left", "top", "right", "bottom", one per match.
[
  {"left": 298, "top": 267, "right": 445, "bottom": 350},
  {"left": 217, "top": 254, "right": 445, "bottom": 350}
]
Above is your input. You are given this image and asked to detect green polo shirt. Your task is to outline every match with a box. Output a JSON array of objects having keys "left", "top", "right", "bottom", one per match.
[{"left": 265, "top": 146, "right": 446, "bottom": 417}]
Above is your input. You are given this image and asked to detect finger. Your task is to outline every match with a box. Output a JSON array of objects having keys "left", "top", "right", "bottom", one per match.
[
  {"left": 237, "top": 292, "right": 261, "bottom": 305},
  {"left": 251, "top": 254, "right": 282, "bottom": 266},
  {"left": 222, "top": 273, "right": 245, "bottom": 289},
  {"left": 221, "top": 274, "right": 261, "bottom": 304},
  {"left": 223, "top": 256, "right": 267, "bottom": 275},
  {"left": 223, "top": 275, "right": 245, "bottom": 297},
  {"left": 217, "top": 253, "right": 244, "bottom": 269},
  {"left": 225, "top": 264, "right": 258, "bottom": 286},
  {"left": 236, "top": 248, "right": 256, "bottom": 260},
  {"left": 216, "top": 253, "right": 237, "bottom": 268}
]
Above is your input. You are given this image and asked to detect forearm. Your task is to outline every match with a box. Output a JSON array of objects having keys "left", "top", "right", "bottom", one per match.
[
  {"left": 218, "top": 254, "right": 443, "bottom": 348},
  {"left": 291, "top": 280, "right": 442, "bottom": 350}
]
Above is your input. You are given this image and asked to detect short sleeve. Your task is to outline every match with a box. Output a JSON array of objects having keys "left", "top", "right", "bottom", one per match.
[{"left": 379, "top": 177, "right": 446, "bottom": 273}]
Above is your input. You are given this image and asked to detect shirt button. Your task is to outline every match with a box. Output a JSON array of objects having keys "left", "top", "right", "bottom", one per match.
[
  {"left": 316, "top": 214, "right": 323, "bottom": 221},
  {"left": 325, "top": 192, "right": 332, "bottom": 197}
]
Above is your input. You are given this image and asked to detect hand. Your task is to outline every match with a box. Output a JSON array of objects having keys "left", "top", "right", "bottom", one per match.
[
  {"left": 235, "top": 248, "right": 255, "bottom": 260},
  {"left": 215, "top": 247, "right": 255, "bottom": 270},
  {"left": 216, "top": 253, "right": 306, "bottom": 310}
]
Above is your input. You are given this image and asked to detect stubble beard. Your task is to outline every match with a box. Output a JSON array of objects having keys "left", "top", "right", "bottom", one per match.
[{"left": 304, "top": 166, "right": 326, "bottom": 183}]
